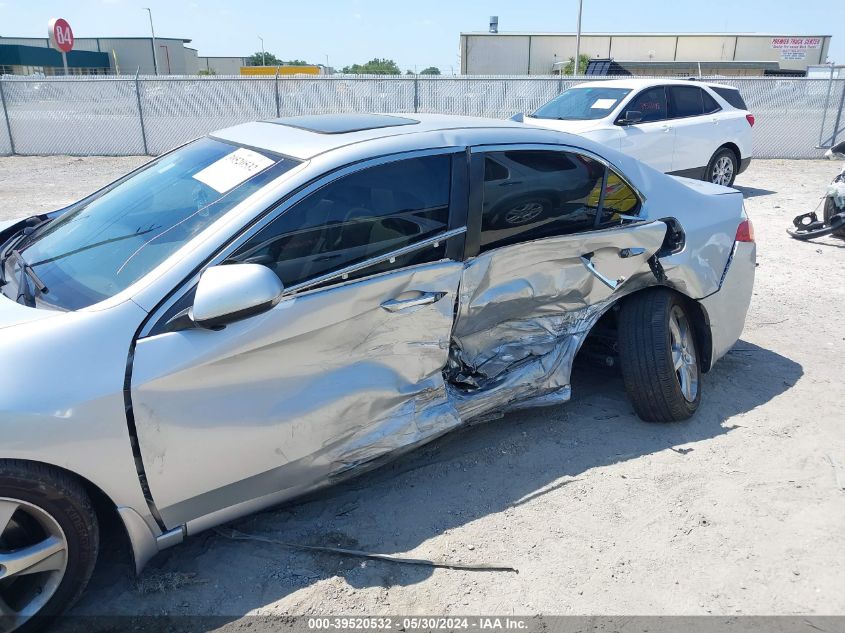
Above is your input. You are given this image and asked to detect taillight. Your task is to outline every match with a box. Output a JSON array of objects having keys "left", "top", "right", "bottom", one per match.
[
  {"left": 736, "top": 219, "right": 755, "bottom": 243},
  {"left": 745, "top": 113, "right": 755, "bottom": 127}
]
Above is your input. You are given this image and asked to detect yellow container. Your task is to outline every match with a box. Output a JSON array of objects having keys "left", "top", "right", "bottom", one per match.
[{"left": 240, "top": 65, "right": 321, "bottom": 76}]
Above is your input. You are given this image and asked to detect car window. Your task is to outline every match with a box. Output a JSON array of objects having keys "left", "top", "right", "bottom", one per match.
[
  {"left": 623, "top": 86, "right": 667, "bottom": 123},
  {"left": 702, "top": 89, "right": 722, "bottom": 114},
  {"left": 595, "top": 171, "right": 643, "bottom": 226},
  {"left": 5, "top": 137, "right": 298, "bottom": 311},
  {"left": 479, "top": 150, "right": 605, "bottom": 252},
  {"left": 484, "top": 157, "right": 509, "bottom": 181},
  {"left": 230, "top": 154, "right": 452, "bottom": 288},
  {"left": 532, "top": 87, "right": 632, "bottom": 121},
  {"left": 668, "top": 86, "right": 705, "bottom": 118},
  {"left": 711, "top": 86, "right": 748, "bottom": 110}
]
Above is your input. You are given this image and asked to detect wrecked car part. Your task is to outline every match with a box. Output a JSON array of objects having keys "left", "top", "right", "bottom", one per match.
[
  {"left": 447, "top": 222, "right": 667, "bottom": 422},
  {"left": 214, "top": 528, "right": 519, "bottom": 573},
  {"left": 788, "top": 157, "right": 845, "bottom": 241},
  {"left": 131, "top": 261, "right": 466, "bottom": 527},
  {"left": 788, "top": 205, "right": 845, "bottom": 240}
]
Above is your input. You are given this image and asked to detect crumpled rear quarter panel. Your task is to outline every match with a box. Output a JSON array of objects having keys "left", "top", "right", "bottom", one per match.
[{"left": 447, "top": 222, "right": 667, "bottom": 421}]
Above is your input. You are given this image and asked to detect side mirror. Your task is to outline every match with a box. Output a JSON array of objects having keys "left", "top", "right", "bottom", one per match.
[
  {"left": 510, "top": 112, "right": 525, "bottom": 122},
  {"left": 619, "top": 110, "right": 643, "bottom": 125},
  {"left": 190, "top": 263, "right": 283, "bottom": 329}
]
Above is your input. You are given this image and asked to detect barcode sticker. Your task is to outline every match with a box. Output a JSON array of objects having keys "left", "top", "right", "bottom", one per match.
[{"left": 193, "top": 148, "right": 274, "bottom": 193}]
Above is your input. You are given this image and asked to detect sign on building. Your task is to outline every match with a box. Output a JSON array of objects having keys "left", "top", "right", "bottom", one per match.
[{"left": 771, "top": 37, "right": 821, "bottom": 61}]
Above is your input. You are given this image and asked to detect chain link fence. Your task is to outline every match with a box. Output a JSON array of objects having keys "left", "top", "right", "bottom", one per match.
[{"left": 0, "top": 74, "right": 843, "bottom": 158}]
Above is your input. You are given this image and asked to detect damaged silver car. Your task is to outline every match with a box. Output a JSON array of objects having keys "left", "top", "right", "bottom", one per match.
[{"left": 0, "top": 113, "right": 755, "bottom": 629}]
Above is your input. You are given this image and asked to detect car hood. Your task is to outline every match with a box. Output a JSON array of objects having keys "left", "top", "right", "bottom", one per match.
[
  {"left": 0, "top": 294, "right": 60, "bottom": 330},
  {"left": 522, "top": 116, "right": 606, "bottom": 135}
]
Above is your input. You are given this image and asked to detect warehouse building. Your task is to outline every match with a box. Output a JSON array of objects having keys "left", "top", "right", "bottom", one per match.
[
  {"left": 459, "top": 32, "right": 832, "bottom": 76},
  {"left": 0, "top": 36, "right": 198, "bottom": 75}
]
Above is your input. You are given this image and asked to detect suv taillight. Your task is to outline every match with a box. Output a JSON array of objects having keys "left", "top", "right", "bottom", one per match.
[
  {"left": 746, "top": 113, "right": 755, "bottom": 127},
  {"left": 736, "top": 219, "right": 755, "bottom": 243}
]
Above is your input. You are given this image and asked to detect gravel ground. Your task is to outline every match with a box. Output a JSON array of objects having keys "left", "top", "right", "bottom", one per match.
[{"left": 1, "top": 157, "right": 844, "bottom": 620}]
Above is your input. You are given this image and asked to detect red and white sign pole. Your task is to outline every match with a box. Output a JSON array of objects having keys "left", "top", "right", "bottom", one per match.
[{"left": 48, "top": 18, "right": 75, "bottom": 75}]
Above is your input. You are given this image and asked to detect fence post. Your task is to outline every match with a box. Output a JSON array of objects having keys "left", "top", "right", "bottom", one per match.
[
  {"left": 818, "top": 65, "right": 836, "bottom": 148},
  {"left": 0, "top": 78, "right": 16, "bottom": 155},
  {"left": 831, "top": 81, "right": 845, "bottom": 147},
  {"left": 413, "top": 74, "right": 419, "bottom": 113},
  {"left": 134, "top": 68, "right": 149, "bottom": 155},
  {"left": 275, "top": 68, "right": 281, "bottom": 118},
  {"left": 558, "top": 73, "right": 563, "bottom": 94}
]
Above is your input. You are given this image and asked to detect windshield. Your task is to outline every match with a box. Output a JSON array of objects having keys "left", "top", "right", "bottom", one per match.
[
  {"left": 532, "top": 87, "right": 631, "bottom": 121},
  {"left": 1, "top": 137, "right": 299, "bottom": 311}
]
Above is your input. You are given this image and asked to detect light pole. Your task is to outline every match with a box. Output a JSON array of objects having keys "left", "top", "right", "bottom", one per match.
[
  {"left": 573, "top": 0, "right": 583, "bottom": 76},
  {"left": 259, "top": 36, "right": 265, "bottom": 66},
  {"left": 143, "top": 8, "right": 159, "bottom": 75}
]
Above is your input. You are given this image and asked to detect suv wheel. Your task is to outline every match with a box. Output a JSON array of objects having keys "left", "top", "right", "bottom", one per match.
[
  {"left": 618, "top": 288, "right": 702, "bottom": 422},
  {"left": 706, "top": 148, "right": 738, "bottom": 187},
  {"left": 0, "top": 461, "right": 98, "bottom": 632}
]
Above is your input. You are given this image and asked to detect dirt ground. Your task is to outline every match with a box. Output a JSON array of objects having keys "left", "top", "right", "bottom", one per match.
[{"left": 1, "top": 156, "right": 844, "bottom": 620}]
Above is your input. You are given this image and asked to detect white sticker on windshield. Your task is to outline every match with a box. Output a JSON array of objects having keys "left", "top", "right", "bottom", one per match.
[
  {"left": 591, "top": 98, "right": 617, "bottom": 109},
  {"left": 193, "top": 148, "right": 274, "bottom": 193}
]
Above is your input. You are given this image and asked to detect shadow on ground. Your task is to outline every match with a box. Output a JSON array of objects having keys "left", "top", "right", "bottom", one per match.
[
  {"left": 62, "top": 339, "right": 802, "bottom": 626},
  {"left": 735, "top": 185, "right": 777, "bottom": 198}
]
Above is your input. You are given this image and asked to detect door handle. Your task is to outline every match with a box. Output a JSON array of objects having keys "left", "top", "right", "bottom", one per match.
[
  {"left": 619, "top": 247, "right": 646, "bottom": 258},
  {"left": 580, "top": 253, "right": 623, "bottom": 290},
  {"left": 380, "top": 291, "right": 446, "bottom": 313},
  {"left": 661, "top": 125, "right": 672, "bottom": 132}
]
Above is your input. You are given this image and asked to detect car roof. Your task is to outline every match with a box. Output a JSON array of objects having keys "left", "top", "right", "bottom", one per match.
[
  {"left": 211, "top": 113, "right": 535, "bottom": 160},
  {"left": 570, "top": 78, "right": 738, "bottom": 91}
]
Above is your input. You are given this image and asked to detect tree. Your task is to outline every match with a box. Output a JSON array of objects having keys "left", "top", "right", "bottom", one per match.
[
  {"left": 561, "top": 54, "right": 592, "bottom": 76},
  {"left": 420, "top": 66, "right": 441, "bottom": 75},
  {"left": 247, "top": 51, "right": 281, "bottom": 66},
  {"left": 341, "top": 58, "right": 401, "bottom": 75}
]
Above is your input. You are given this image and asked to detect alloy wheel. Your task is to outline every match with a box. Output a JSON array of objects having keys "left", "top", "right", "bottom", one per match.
[
  {"left": 0, "top": 498, "right": 68, "bottom": 631},
  {"left": 668, "top": 305, "right": 699, "bottom": 403},
  {"left": 504, "top": 201, "right": 544, "bottom": 225},
  {"left": 711, "top": 155, "right": 734, "bottom": 186}
]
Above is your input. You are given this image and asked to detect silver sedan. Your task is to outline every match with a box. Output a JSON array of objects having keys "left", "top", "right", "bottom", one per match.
[{"left": 0, "top": 113, "right": 755, "bottom": 630}]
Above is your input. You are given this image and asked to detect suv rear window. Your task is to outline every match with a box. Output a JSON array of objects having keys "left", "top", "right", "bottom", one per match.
[{"left": 711, "top": 86, "right": 748, "bottom": 110}]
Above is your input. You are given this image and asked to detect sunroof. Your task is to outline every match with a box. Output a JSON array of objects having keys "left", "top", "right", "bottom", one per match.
[{"left": 269, "top": 113, "right": 419, "bottom": 134}]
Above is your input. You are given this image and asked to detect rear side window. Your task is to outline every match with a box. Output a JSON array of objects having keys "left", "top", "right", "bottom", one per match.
[
  {"left": 668, "top": 86, "right": 704, "bottom": 118},
  {"left": 712, "top": 86, "right": 748, "bottom": 110},
  {"left": 702, "top": 90, "right": 721, "bottom": 114},
  {"left": 479, "top": 150, "right": 606, "bottom": 252},
  {"left": 231, "top": 155, "right": 451, "bottom": 287},
  {"left": 596, "top": 173, "right": 642, "bottom": 226},
  {"left": 623, "top": 87, "right": 667, "bottom": 123}
]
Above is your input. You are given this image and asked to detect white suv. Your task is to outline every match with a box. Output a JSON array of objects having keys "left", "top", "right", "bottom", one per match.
[{"left": 523, "top": 79, "right": 754, "bottom": 187}]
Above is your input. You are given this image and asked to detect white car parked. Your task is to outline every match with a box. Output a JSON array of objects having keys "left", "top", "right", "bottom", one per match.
[{"left": 523, "top": 79, "right": 754, "bottom": 187}]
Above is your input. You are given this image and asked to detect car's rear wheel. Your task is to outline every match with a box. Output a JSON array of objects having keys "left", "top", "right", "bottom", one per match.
[
  {"left": 706, "top": 148, "right": 738, "bottom": 187},
  {"left": 822, "top": 196, "right": 845, "bottom": 239},
  {"left": 618, "top": 288, "right": 701, "bottom": 422},
  {"left": 0, "top": 461, "right": 98, "bottom": 633}
]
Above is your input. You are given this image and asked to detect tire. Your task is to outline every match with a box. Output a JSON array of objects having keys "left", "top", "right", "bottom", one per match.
[
  {"left": 618, "top": 288, "right": 702, "bottom": 422},
  {"left": 822, "top": 196, "right": 845, "bottom": 239},
  {"left": 487, "top": 196, "right": 552, "bottom": 228},
  {"left": 705, "top": 147, "right": 738, "bottom": 187},
  {"left": 0, "top": 461, "right": 99, "bottom": 633}
]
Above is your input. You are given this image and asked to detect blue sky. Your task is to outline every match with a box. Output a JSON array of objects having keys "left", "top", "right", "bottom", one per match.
[{"left": 0, "top": 0, "right": 841, "bottom": 72}]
